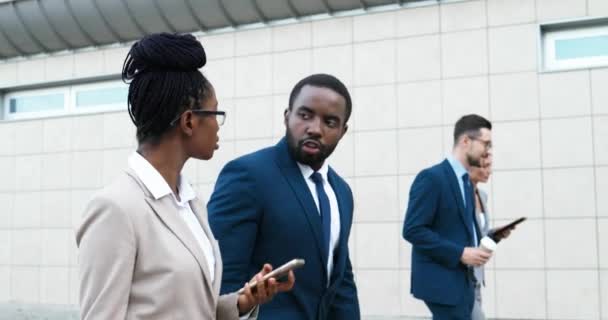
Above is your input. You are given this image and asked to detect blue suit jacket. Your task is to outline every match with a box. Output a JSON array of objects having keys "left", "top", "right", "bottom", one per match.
[
  {"left": 402, "top": 159, "right": 480, "bottom": 305},
  {"left": 208, "top": 138, "right": 360, "bottom": 320}
]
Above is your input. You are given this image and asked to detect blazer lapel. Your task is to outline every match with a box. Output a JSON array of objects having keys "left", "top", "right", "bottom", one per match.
[
  {"left": 274, "top": 138, "right": 327, "bottom": 272},
  {"left": 144, "top": 194, "right": 215, "bottom": 298},
  {"left": 469, "top": 189, "right": 482, "bottom": 242},
  {"left": 477, "top": 189, "right": 490, "bottom": 235},
  {"left": 327, "top": 169, "right": 348, "bottom": 285},
  {"left": 441, "top": 160, "right": 474, "bottom": 241},
  {"left": 189, "top": 198, "right": 223, "bottom": 295}
]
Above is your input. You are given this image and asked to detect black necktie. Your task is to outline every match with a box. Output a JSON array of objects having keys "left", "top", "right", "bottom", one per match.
[{"left": 311, "top": 172, "right": 331, "bottom": 263}]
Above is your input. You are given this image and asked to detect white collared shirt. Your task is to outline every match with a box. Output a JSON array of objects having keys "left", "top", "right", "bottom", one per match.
[
  {"left": 478, "top": 213, "right": 486, "bottom": 231},
  {"left": 128, "top": 152, "right": 216, "bottom": 283},
  {"left": 297, "top": 162, "right": 341, "bottom": 283}
]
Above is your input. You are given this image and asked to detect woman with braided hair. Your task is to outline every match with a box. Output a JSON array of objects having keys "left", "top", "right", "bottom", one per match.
[{"left": 76, "top": 33, "right": 294, "bottom": 320}]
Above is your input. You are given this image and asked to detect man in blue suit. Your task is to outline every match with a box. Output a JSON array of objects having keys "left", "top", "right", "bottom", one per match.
[
  {"left": 403, "top": 114, "right": 493, "bottom": 319},
  {"left": 208, "top": 74, "right": 360, "bottom": 320}
]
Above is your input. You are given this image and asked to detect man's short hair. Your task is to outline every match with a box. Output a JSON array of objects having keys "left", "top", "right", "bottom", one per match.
[
  {"left": 453, "top": 114, "right": 492, "bottom": 145},
  {"left": 288, "top": 74, "right": 352, "bottom": 124}
]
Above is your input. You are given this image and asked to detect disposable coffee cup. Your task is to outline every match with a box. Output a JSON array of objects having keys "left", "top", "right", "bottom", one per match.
[{"left": 480, "top": 236, "right": 497, "bottom": 253}]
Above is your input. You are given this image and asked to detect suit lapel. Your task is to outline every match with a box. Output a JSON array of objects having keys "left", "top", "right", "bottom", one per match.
[
  {"left": 327, "top": 169, "right": 348, "bottom": 284},
  {"left": 469, "top": 189, "right": 482, "bottom": 242},
  {"left": 474, "top": 208, "right": 483, "bottom": 236},
  {"left": 441, "top": 160, "right": 474, "bottom": 241},
  {"left": 144, "top": 194, "right": 215, "bottom": 298},
  {"left": 189, "top": 198, "right": 223, "bottom": 295},
  {"left": 274, "top": 139, "right": 327, "bottom": 272}
]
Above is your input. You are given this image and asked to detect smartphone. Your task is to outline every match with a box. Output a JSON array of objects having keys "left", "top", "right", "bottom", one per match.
[{"left": 237, "top": 258, "right": 305, "bottom": 294}]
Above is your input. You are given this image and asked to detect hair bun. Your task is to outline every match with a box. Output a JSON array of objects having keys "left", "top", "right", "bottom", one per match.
[{"left": 123, "top": 33, "right": 206, "bottom": 79}]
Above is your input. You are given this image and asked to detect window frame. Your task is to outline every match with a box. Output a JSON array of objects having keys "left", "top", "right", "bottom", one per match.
[
  {"left": 3, "top": 86, "right": 69, "bottom": 120},
  {"left": 71, "top": 80, "right": 129, "bottom": 114},
  {"left": 2, "top": 80, "right": 127, "bottom": 120},
  {"left": 541, "top": 17, "right": 608, "bottom": 72}
]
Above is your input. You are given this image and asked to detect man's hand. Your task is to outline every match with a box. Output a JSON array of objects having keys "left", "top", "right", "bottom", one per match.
[
  {"left": 237, "top": 264, "right": 295, "bottom": 315},
  {"left": 460, "top": 247, "right": 492, "bottom": 267}
]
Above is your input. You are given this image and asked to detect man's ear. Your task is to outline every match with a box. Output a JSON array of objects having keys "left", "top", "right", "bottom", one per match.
[
  {"left": 283, "top": 108, "right": 290, "bottom": 126},
  {"left": 340, "top": 124, "right": 348, "bottom": 138},
  {"left": 458, "top": 134, "right": 469, "bottom": 148}
]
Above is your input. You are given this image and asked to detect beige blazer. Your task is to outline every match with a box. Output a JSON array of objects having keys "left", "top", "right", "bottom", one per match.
[
  {"left": 474, "top": 188, "right": 490, "bottom": 286},
  {"left": 76, "top": 168, "right": 243, "bottom": 320},
  {"left": 476, "top": 189, "right": 490, "bottom": 236}
]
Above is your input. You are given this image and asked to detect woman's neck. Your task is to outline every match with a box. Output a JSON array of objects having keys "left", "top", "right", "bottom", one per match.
[{"left": 137, "top": 142, "right": 187, "bottom": 195}]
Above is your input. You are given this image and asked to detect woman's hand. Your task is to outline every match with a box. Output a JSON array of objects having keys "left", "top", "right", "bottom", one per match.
[
  {"left": 492, "top": 226, "right": 515, "bottom": 242},
  {"left": 237, "top": 263, "right": 295, "bottom": 315}
]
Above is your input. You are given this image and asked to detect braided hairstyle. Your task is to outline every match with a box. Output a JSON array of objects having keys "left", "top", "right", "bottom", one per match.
[{"left": 122, "top": 33, "right": 212, "bottom": 144}]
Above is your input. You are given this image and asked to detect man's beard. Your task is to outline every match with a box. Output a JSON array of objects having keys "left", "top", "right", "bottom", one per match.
[
  {"left": 466, "top": 152, "right": 483, "bottom": 168},
  {"left": 285, "top": 129, "right": 337, "bottom": 168}
]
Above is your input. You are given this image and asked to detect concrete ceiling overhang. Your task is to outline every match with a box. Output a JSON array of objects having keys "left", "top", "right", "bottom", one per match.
[{"left": 0, "top": 0, "right": 430, "bottom": 59}]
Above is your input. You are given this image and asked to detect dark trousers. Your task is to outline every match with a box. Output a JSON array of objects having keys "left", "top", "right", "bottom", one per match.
[{"left": 424, "top": 282, "right": 475, "bottom": 320}]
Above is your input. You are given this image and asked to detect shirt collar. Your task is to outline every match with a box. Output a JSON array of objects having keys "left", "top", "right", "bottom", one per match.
[
  {"left": 128, "top": 152, "right": 197, "bottom": 205},
  {"left": 297, "top": 161, "right": 329, "bottom": 183},
  {"left": 446, "top": 154, "right": 468, "bottom": 180}
]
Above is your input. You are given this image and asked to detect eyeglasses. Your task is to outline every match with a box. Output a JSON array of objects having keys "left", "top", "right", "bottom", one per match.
[
  {"left": 170, "top": 110, "right": 226, "bottom": 127},
  {"left": 468, "top": 136, "right": 493, "bottom": 149}
]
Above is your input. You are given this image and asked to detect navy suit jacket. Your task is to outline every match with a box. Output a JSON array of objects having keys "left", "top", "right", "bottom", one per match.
[
  {"left": 208, "top": 138, "right": 360, "bottom": 320},
  {"left": 402, "top": 159, "right": 480, "bottom": 306}
]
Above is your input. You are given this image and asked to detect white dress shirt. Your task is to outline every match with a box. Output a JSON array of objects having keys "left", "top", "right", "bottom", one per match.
[
  {"left": 478, "top": 212, "right": 486, "bottom": 231},
  {"left": 297, "top": 162, "right": 341, "bottom": 283},
  {"left": 128, "top": 152, "right": 216, "bottom": 282}
]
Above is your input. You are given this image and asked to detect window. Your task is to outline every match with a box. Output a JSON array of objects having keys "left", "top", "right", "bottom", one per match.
[
  {"left": 3, "top": 80, "right": 127, "bottom": 120},
  {"left": 542, "top": 18, "right": 608, "bottom": 71},
  {"left": 9, "top": 92, "right": 65, "bottom": 114},
  {"left": 73, "top": 82, "right": 129, "bottom": 111}
]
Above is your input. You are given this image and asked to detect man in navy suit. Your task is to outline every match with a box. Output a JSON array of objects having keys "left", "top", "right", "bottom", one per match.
[
  {"left": 402, "top": 114, "right": 493, "bottom": 319},
  {"left": 208, "top": 74, "right": 360, "bottom": 320}
]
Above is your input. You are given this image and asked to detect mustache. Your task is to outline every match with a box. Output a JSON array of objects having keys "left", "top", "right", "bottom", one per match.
[{"left": 298, "top": 138, "right": 324, "bottom": 148}]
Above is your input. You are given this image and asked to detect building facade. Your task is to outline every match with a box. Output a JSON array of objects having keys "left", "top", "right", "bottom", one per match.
[{"left": 0, "top": 0, "right": 607, "bottom": 319}]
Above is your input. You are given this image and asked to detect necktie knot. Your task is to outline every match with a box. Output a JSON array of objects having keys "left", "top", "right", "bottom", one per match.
[{"left": 311, "top": 172, "right": 323, "bottom": 186}]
